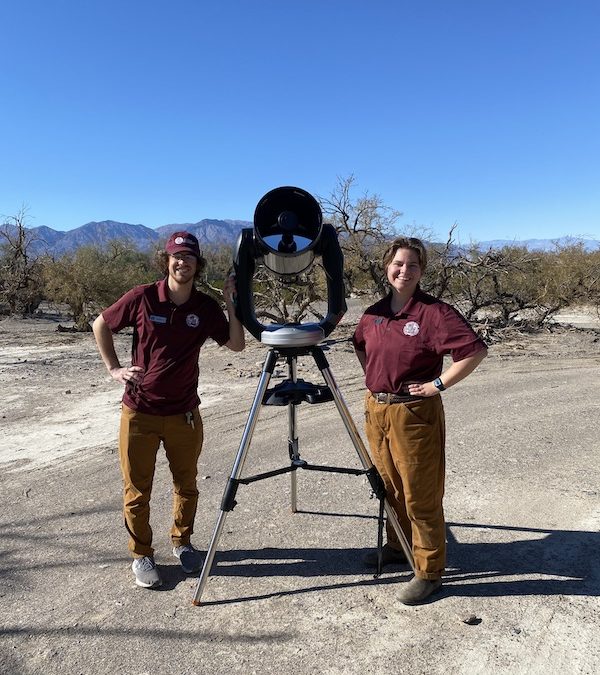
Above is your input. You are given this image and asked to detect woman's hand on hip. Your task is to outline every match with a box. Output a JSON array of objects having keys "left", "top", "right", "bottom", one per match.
[{"left": 407, "top": 381, "right": 439, "bottom": 398}]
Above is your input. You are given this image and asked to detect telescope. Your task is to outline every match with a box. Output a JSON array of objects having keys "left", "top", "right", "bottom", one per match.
[
  {"left": 233, "top": 186, "right": 347, "bottom": 346},
  {"left": 192, "top": 186, "right": 415, "bottom": 605}
]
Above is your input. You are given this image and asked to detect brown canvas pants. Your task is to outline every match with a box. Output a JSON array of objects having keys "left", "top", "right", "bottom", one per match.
[
  {"left": 364, "top": 393, "right": 446, "bottom": 580},
  {"left": 119, "top": 404, "right": 204, "bottom": 558}
]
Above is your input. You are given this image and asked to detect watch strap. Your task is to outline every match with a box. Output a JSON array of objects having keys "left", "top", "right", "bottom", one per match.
[{"left": 433, "top": 377, "right": 446, "bottom": 392}]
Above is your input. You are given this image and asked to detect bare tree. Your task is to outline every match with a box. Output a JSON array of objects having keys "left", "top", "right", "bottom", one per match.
[
  {"left": 318, "top": 175, "right": 402, "bottom": 296},
  {"left": 0, "top": 208, "right": 44, "bottom": 314}
]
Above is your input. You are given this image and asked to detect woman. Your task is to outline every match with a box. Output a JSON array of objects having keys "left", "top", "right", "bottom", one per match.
[{"left": 352, "top": 237, "right": 487, "bottom": 605}]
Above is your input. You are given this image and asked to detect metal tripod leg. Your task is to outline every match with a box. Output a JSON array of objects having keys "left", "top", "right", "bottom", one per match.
[
  {"left": 191, "top": 349, "right": 278, "bottom": 605},
  {"left": 314, "top": 351, "right": 416, "bottom": 572},
  {"left": 287, "top": 356, "right": 301, "bottom": 513}
]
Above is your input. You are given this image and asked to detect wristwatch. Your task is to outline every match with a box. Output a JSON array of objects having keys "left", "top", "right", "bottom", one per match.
[{"left": 433, "top": 377, "right": 446, "bottom": 392}]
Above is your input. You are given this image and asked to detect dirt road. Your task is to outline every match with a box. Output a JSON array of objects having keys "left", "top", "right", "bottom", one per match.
[{"left": 1, "top": 311, "right": 599, "bottom": 674}]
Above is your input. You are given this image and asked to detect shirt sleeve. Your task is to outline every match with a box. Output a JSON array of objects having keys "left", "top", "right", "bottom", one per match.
[
  {"left": 434, "top": 303, "right": 487, "bottom": 361},
  {"left": 352, "top": 316, "right": 366, "bottom": 351},
  {"left": 101, "top": 288, "right": 141, "bottom": 333}
]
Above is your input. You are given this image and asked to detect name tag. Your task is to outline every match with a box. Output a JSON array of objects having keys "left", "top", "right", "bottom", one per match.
[{"left": 150, "top": 314, "right": 167, "bottom": 324}]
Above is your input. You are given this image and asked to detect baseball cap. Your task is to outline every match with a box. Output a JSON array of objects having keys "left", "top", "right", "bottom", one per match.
[{"left": 165, "top": 231, "right": 201, "bottom": 258}]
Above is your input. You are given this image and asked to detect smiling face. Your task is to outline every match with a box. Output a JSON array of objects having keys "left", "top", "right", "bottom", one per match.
[
  {"left": 168, "top": 252, "right": 198, "bottom": 285},
  {"left": 386, "top": 247, "right": 423, "bottom": 297}
]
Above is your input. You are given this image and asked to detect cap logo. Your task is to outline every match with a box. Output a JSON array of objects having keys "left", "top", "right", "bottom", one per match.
[
  {"left": 174, "top": 236, "right": 196, "bottom": 246},
  {"left": 403, "top": 321, "right": 420, "bottom": 336}
]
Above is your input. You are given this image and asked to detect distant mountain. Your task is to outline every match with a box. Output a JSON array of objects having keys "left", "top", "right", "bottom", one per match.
[
  {"left": 2, "top": 218, "right": 252, "bottom": 257},
  {"left": 49, "top": 220, "right": 159, "bottom": 255},
  {"left": 474, "top": 237, "right": 600, "bottom": 252},
  {"left": 3, "top": 218, "right": 598, "bottom": 257},
  {"left": 30, "top": 225, "right": 67, "bottom": 249},
  {"left": 156, "top": 219, "right": 248, "bottom": 247}
]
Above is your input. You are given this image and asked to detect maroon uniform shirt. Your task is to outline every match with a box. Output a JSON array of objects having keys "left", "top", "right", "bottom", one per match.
[
  {"left": 352, "top": 288, "right": 487, "bottom": 394},
  {"left": 102, "top": 279, "right": 230, "bottom": 415}
]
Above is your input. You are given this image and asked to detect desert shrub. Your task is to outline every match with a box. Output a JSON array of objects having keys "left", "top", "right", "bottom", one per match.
[
  {"left": 42, "top": 242, "right": 157, "bottom": 330},
  {"left": 549, "top": 244, "right": 600, "bottom": 309},
  {"left": 423, "top": 240, "right": 600, "bottom": 329}
]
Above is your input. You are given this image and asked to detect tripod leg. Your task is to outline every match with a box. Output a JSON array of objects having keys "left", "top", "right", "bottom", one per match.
[
  {"left": 191, "top": 349, "right": 278, "bottom": 605},
  {"left": 313, "top": 349, "right": 416, "bottom": 572},
  {"left": 287, "top": 355, "right": 300, "bottom": 512},
  {"left": 375, "top": 495, "right": 385, "bottom": 577}
]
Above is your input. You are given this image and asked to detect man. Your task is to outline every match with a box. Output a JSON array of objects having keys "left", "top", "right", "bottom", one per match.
[{"left": 93, "top": 231, "right": 244, "bottom": 588}]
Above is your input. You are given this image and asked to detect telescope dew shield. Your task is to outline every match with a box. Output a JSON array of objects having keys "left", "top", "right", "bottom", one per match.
[{"left": 253, "top": 186, "right": 323, "bottom": 276}]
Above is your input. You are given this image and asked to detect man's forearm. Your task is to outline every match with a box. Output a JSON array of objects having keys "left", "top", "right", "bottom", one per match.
[
  {"left": 92, "top": 315, "right": 121, "bottom": 372},
  {"left": 225, "top": 304, "right": 245, "bottom": 352}
]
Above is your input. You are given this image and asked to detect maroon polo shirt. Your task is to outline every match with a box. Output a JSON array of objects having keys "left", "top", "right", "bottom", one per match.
[
  {"left": 102, "top": 279, "right": 230, "bottom": 415},
  {"left": 352, "top": 288, "right": 487, "bottom": 394}
]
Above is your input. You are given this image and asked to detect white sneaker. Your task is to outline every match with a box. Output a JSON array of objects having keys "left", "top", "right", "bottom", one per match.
[{"left": 132, "top": 556, "right": 162, "bottom": 588}]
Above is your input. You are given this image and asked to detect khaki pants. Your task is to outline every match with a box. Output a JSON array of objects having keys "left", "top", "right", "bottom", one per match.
[
  {"left": 119, "top": 404, "right": 204, "bottom": 558},
  {"left": 364, "top": 394, "right": 446, "bottom": 580}
]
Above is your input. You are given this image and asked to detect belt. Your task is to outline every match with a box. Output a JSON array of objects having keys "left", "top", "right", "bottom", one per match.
[{"left": 371, "top": 392, "right": 422, "bottom": 404}]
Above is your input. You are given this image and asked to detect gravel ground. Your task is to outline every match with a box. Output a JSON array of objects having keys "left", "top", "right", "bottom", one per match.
[{"left": 0, "top": 306, "right": 599, "bottom": 675}]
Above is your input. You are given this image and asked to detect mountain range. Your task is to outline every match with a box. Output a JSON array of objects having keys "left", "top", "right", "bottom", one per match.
[
  {"left": 3, "top": 219, "right": 599, "bottom": 256},
  {"left": 6, "top": 219, "right": 252, "bottom": 257}
]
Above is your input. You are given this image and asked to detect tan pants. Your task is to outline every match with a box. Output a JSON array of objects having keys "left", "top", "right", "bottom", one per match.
[
  {"left": 364, "top": 394, "right": 446, "bottom": 580},
  {"left": 119, "top": 404, "right": 204, "bottom": 558}
]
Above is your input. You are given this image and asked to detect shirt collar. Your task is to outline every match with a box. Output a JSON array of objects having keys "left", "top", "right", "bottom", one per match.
[
  {"left": 156, "top": 278, "right": 198, "bottom": 305},
  {"left": 386, "top": 286, "right": 425, "bottom": 317},
  {"left": 157, "top": 278, "right": 170, "bottom": 303},
  {"left": 400, "top": 287, "right": 425, "bottom": 316}
]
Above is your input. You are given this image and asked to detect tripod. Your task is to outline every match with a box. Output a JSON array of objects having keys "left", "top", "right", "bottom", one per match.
[{"left": 191, "top": 343, "right": 415, "bottom": 605}]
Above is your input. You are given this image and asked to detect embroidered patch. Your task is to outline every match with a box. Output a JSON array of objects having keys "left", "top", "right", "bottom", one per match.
[
  {"left": 186, "top": 313, "right": 200, "bottom": 328},
  {"left": 175, "top": 235, "right": 196, "bottom": 246},
  {"left": 403, "top": 321, "right": 420, "bottom": 336},
  {"left": 149, "top": 314, "right": 167, "bottom": 324},
  {"left": 374, "top": 317, "right": 384, "bottom": 325}
]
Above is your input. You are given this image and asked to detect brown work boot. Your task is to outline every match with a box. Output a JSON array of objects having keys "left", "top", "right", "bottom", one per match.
[
  {"left": 398, "top": 576, "right": 442, "bottom": 605},
  {"left": 363, "top": 543, "right": 408, "bottom": 568}
]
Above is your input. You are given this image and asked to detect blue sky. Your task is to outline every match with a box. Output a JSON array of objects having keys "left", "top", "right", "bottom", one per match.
[{"left": 1, "top": 0, "right": 599, "bottom": 243}]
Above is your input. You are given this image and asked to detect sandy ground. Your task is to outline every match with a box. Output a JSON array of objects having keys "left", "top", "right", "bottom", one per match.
[{"left": 0, "top": 303, "right": 599, "bottom": 674}]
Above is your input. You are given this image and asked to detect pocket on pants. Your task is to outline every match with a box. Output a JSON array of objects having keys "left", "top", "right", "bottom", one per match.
[{"left": 402, "top": 399, "right": 435, "bottom": 426}]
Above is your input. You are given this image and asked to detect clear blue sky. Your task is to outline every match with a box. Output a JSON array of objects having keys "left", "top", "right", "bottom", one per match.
[{"left": 1, "top": 0, "right": 599, "bottom": 243}]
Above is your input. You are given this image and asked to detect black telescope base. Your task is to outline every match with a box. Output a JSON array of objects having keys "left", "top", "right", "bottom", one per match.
[{"left": 191, "top": 345, "right": 414, "bottom": 606}]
